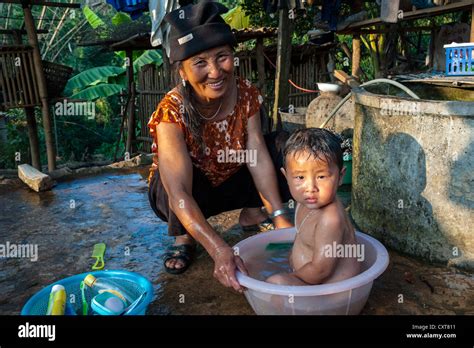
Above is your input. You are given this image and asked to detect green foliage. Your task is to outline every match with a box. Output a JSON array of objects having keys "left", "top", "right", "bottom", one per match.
[
  {"left": 0, "top": 114, "right": 30, "bottom": 169},
  {"left": 133, "top": 50, "right": 163, "bottom": 72},
  {"left": 239, "top": 0, "right": 317, "bottom": 48},
  {"left": 111, "top": 12, "right": 132, "bottom": 26},
  {"left": 70, "top": 84, "right": 125, "bottom": 100},
  {"left": 62, "top": 6, "right": 163, "bottom": 101},
  {"left": 64, "top": 66, "right": 126, "bottom": 96},
  {"left": 83, "top": 5, "right": 105, "bottom": 29}
]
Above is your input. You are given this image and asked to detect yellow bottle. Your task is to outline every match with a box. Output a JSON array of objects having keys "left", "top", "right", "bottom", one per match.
[{"left": 50, "top": 286, "right": 66, "bottom": 315}]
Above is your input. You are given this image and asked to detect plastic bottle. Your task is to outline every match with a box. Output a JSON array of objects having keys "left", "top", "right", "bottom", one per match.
[
  {"left": 46, "top": 284, "right": 66, "bottom": 315},
  {"left": 84, "top": 274, "right": 135, "bottom": 306}
]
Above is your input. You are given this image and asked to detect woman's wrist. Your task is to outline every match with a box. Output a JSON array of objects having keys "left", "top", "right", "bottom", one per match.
[
  {"left": 272, "top": 214, "right": 293, "bottom": 229},
  {"left": 210, "top": 244, "right": 231, "bottom": 261},
  {"left": 268, "top": 208, "right": 288, "bottom": 219}
]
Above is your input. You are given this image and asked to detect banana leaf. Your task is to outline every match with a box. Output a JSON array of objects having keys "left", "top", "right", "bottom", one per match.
[
  {"left": 83, "top": 5, "right": 105, "bottom": 29},
  {"left": 64, "top": 66, "right": 126, "bottom": 96},
  {"left": 133, "top": 50, "right": 163, "bottom": 72},
  {"left": 70, "top": 84, "right": 124, "bottom": 101},
  {"left": 223, "top": 5, "right": 250, "bottom": 30},
  {"left": 111, "top": 12, "right": 132, "bottom": 26}
]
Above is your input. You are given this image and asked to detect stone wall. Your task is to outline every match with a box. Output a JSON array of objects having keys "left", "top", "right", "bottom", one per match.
[{"left": 351, "top": 91, "right": 473, "bottom": 270}]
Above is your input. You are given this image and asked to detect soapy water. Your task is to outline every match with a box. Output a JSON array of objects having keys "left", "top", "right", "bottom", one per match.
[{"left": 244, "top": 242, "right": 294, "bottom": 282}]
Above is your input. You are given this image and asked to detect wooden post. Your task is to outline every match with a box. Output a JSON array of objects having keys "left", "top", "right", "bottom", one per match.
[
  {"left": 162, "top": 50, "right": 171, "bottom": 89},
  {"left": 272, "top": 8, "right": 294, "bottom": 131},
  {"left": 471, "top": 4, "right": 474, "bottom": 41},
  {"left": 352, "top": 34, "right": 361, "bottom": 80},
  {"left": 11, "top": 28, "right": 41, "bottom": 170},
  {"left": 125, "top": 50, "right": 135, "bottom": 157},
  {"left": 24, "top": 107, "right": 41, "bottom": 170},
  {"left": 429, "top": 22, "right": 436, "bottom": 69},
  {"left": 256, "top": 37, "right": 266, "bottom": 97},
  {"left": 22, "top": 2, "right": 56, "bottom": 171}
]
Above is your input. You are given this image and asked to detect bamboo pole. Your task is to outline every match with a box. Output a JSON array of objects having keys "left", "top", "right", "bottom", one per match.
[
  {"left": 2, "top": 4, "right": 12, "bottom": 45},
  {"left": 273, "top": 8, "right": 294, "bottom": 130},
  {"left": 125, "top": 49, "right": 135, "bottom": 156},
  {"left": 11, "top": 52, "right": 23, "bottom": 105},
  {"left": 50, "top": 19, "right": 88, "bottom": 62},
  {"left": 47, "top": 18, "right": 87, "bottom": 57},
  {"left": 471, "top": 4, "right": 474, "bottom": 41},
  {"left": 19, "top": 51, "right": 34, "bottom": 105},
  {"left": 352, "top": 34, "right": 361, "bottom": 80},
  {"left": 2, "top": 55, "right": 15, "bottom": 108},
  {"left": 42, "top": 0, "right": 73, "bottom": 59},
  {"left": 11, "top": 33, "right": 41, "bottom": 168},
  {"left": 162, "top": 49, "right": 171, "bottom": 89},
  {"left": 24, "top": 107, "right": 41, "bottom": 170},
  {"left": 22, "top": 2, "right": 56, "bottom": 171},
  {"left": 37, "top": 5, "right": 47, "bottom": 30},
  {"left": 26, "top": 48, "right": 40, "bottom": 103},
  {"left": 40, "top": 6, "right": 59, "bottom": 54}
]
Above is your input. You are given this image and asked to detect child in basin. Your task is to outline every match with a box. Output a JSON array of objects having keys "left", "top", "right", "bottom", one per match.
[{"left": 266, "top": 128, "right": 361, "bottom": 286}]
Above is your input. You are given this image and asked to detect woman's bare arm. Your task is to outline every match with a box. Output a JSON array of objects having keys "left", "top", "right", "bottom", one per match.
[
  {"left": 245, "top": 113, "right": 293, "bottom": 228},
  {"left": 156, "top": 122, "right": 246, "bottom": 290}
]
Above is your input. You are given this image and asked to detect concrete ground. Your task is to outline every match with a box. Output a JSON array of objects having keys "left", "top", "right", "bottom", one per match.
[{"left": 0, "top": 169, "right": 472, "bottom": 315}]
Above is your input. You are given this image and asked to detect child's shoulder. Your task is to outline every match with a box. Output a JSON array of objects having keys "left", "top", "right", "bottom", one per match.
[{"left": 316, "top": 201, "right": 346, "bottom": 229}]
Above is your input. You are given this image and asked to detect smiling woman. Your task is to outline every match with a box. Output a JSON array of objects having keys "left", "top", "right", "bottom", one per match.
[{"left": 146, "top": 2, "right": 293, "bottom": 290}]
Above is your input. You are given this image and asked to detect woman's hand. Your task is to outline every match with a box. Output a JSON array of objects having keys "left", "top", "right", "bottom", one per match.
[{"left": 211, "top": 246, "right": 248, "bottom": 293}]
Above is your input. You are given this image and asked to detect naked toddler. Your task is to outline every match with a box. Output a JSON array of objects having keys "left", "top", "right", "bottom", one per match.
[{"left": 266, "top": 128, "right": 361, "bottom": 286}]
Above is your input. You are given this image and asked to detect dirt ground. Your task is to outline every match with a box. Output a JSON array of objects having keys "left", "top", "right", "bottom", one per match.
[{"left": 0, "top": 168, "right": 472, "bottom": 315}]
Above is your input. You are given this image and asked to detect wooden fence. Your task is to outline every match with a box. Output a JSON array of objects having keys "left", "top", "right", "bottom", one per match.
[
  {"left": 0, "top": 46, "right": 41, "bottom": 110},
  {"left": 0, "top": 45, "right": 73, "bottom": 111}
]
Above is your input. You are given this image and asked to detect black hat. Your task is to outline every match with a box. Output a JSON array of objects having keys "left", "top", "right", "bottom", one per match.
[{"left": 165, "top": 1, "right": 237, "bottom": 63}]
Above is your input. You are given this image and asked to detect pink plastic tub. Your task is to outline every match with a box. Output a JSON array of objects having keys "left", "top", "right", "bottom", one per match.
[{"left": 235, "top": 227, "right": 389, "bottom": 315}]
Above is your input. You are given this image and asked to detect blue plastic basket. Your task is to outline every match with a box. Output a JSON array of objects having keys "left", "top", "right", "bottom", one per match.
[
  {"left": 21, "top": 270, "right": 154, "bottom": 316},
  {"left": 445, "top": 43, "right": 474, "bottom": 76}
]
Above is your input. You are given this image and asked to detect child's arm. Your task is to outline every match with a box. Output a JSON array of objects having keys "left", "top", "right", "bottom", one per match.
[{"left": 292, "top": 215, "right": 344, "bottom": 284}]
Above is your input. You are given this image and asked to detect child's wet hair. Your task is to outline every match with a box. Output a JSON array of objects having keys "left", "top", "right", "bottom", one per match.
[{"left": 283, "top": 128, "right": 343, "bottom": 170}]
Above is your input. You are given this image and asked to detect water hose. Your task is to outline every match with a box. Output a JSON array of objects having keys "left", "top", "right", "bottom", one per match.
[{"left": 318, "top": 78, "right": 421, "bottom": 128}]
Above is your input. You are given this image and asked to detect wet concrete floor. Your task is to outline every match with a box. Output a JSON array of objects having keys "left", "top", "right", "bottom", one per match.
[{"left": 0, "top": 169, "right": 472, "bottom": 315}]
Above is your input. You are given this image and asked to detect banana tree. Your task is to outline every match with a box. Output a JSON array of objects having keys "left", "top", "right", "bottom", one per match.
[{"left": 64, "top": 5, "right": 163, "bottom": 101}]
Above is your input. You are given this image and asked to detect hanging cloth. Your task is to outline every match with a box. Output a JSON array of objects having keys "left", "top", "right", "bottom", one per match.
[
  {"left": 106, "top": 0, "right": 149, "bottom": 20},
  {"left": 149, "top": 0, "right": 180, "bottom": 58}
]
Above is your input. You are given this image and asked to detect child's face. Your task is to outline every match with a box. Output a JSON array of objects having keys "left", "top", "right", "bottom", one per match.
[{"left": 281, "top": 150, "right": 345, "bottom": 210}]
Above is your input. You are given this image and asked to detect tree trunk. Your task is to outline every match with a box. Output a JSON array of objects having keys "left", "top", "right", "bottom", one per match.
[
  {"left": 23, "top": 2, "right": 56, "bottom": 172},
  {"left": 273, "top": 8, "right": 294, "bottom": 131},
  {"left": 24, "top": 107, "right": 41, "bottom": 170}
]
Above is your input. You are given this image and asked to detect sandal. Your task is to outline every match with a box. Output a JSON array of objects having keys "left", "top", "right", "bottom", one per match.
[
  {"left": 241, "top": 218, "right": 274, "bottom": 232},
  {"left": 163, "top": 244, "right": 195, "bottom": 275}
]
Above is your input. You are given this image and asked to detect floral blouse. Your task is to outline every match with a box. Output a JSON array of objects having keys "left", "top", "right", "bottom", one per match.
[{"left": 147, "top": 77, "right": 263, "bottom": 187}]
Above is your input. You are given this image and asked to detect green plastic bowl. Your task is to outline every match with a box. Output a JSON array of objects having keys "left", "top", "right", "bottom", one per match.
[{"left": 342, "top": 158, "right": 352, "bottom": 185}]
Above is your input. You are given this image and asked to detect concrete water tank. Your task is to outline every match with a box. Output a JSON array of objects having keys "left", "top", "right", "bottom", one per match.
[{"left": 351, "top": 89, "right": 473, "bottom": 270}]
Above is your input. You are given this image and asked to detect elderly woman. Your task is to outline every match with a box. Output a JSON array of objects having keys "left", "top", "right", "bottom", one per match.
[{"left": 147, "top": 1, "right": 292, "bottom": 292}]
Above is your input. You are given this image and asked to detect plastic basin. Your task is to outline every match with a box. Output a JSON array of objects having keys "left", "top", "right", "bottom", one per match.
[
  {"left": 21, "top": 270, "right": 154, "bottom": 315},
  {"left": 235, "top": 228, "right": 389, "bottom": 315}
]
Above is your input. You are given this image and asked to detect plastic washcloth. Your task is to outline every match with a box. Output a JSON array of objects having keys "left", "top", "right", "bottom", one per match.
[
  {"left": 91, "top": 243, "right": 106, "bottom": 270},
  {"left": 265, "top": 242, "right": 293, "bottom": 251}
]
